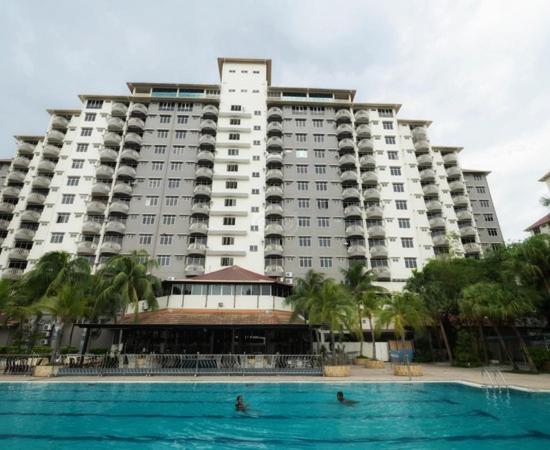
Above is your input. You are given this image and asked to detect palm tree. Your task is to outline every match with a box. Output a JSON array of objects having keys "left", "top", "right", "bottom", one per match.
[
  {"left": 340, "top": 262, "right": 387, "bottom": 358},
  {"left": 377, "top": 292, "right": 432, "bottom": 360},
  {"left": 96, "top": 250, "right": 161, "bottom": 318},
  {"left": 285, "top": 270, "right": 326, "bottom": 323}
]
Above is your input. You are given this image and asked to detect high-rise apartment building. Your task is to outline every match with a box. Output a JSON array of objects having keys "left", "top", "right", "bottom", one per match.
[
  {"left": 0, "top": 159, "right": 11, "bottom": 189},
  {"left": 0, "top": 57, "right": 498, "bottom": 289}
]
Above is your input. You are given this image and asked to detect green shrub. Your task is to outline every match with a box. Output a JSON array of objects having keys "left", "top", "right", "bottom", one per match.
[
  {"left": 60, "top": 346, "right": 79, "bottom": 354},
  {"left": 89, "top": 348, "right": 109, "bottom": 355},
  {"left": 529, "top": 347, "right": 550, "bottom": 371},
  {"left": 31, "top": 346, "right": 53, "bottom": 355},
  {"left": 453, "top": 329, "right": 481, "bottom": 367},
  {"left": 0, "top": 346, "right": 22, "bottom": 354},
  {"left": 355, "top": 355, "right": 369, "bottom": 359}
]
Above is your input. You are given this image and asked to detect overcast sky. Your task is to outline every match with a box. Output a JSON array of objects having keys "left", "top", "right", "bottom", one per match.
[{"left": 1, "top": 0, "right": 548, "bottom": 241}]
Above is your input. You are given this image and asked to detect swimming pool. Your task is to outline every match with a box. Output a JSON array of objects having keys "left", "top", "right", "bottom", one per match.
[{"left": 0, "top": 382, "right": 549, "bottom": 449}]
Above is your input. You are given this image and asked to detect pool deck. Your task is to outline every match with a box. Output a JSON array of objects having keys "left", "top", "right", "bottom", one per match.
[{"left": 2, "top": 364, "right": 550, "bottom": 392}]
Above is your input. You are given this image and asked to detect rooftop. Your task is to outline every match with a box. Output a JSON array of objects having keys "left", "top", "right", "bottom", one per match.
[
  {"left": 181, "top": 265, "right": 278, "bottom": 284},
  {"left": 525, "top": 213, "right": 550, "bottom": 232},
  {"left": 462, "top": 168, "right": 491, "bottom": 175}
]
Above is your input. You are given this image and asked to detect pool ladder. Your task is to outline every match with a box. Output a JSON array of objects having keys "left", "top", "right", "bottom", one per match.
[{"left": 481, "top": 367, "right": 508, "bottom": 389}]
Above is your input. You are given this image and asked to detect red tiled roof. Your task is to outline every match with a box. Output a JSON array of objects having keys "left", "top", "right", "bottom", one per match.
[
  {"left": 525, "top": 213, "right": 550, "bottom": 231},
  {"left": 185, "top": 265, "right": 276, "bottom": 283},
  {"left": 119, "top": 308, "right": 303, "bottom": 326}
]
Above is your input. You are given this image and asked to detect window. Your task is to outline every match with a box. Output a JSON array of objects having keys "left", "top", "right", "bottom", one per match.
[
  {"left": 487, "top": 228, "right": 498, "bottom": 236},
  {"left": 251, "top": 189, "right": 260, "bottom": 195},
  {"left": 84, "top": 113, "right": 96, "bottom": 121},
  {"left": 86, "top": 100, "right": 103, "bottom": 109},
  {"left": 292, "top": 106, "right": 307, "bottom": 114},
  {"left": 175, "top": 130, "right": 187, "bottom": 139},
  {"left": 230, "top": 105, "right": 242, "bottom": 111},
  {"left": 298, "top": 217, "right": 310, "bottom": 227},
  {"left": 230, "top": 118, "right": 241, "bottom": 125},
  {"left": 250, "top": 245, "right": 258, "bottom": 252},
  {"left": 229, "top": 133, "right": 240, "bottom": 141},
  {"left": 378, "top": 108, "right": 393, "bottom": 117},
  {"left": 382, "top": 121, "right": 393, "bottom": 130},
  {"left": 252, "top": 155, "right": 260, "bottom": 161},
  {"left": 251, "top": 206, "right": 259, "bottom": 213},
  {"left": 318, "top": 217, "right": 330, "bottom": 227},
  {"left": 296, "top": 119, "right": 306, "bottom": 127},
  {"left": 398, "top": 218, "right": 411, "bottom": 228},
  {"left": 170, "top": 162, "right": 183, "bottom": 171},
  {"left": 405, "top": 257, "right": 417, "bottom": 269},
  {"left": 299, "top": 257, "right": 312, "bottom": 268},
  {"left": 225, "top": 199, "right": 236, "bottom": 207},
  {"left": 168, "top": 178, "right": 180, "bottom": 188},
  {"left": 226, "top": 180, "right": 238, "bottom": 189},
  {"left": 228, "top": 148, "right": 239, "bottom": 156},
  {"left": 310, "top": 106, "right": 325, "bottom": 114},
  {"left": 253, "top": 126, "right": 261, "bottom": 131},
  {"left": 157, "top": 130, "right": 168, "bottom": 138},
  {"left": 316, "top": 181, "right": 327, "bottom": 191},
  {"left": 67, "top": 176, "right": 80, "bottom": 186},
  {"left": 313, "top": 119, "right": 323, "bottom": 128},
  {"left": 393, "top": 183, "right": 404, "bottom": 193},
  {"left": 395, "top": 200, "right": 407, "bottom": 210},
  {"left": 159, "top": 235, "right": 173, "bottom": 245},
  {"left": 157, "top": 255, "right": 171, "bottom": 266},
  {"left": 61, "top": 194, "right": 75, "bottom": 204},
  {"left": 385, "top": 136, "right": 396, "bottom": 145},
  {"left": 317, "top": 199, "right": 329, "bottom": 209},
  {"left": 320, "top": 257, "right": 333, "bottom": 268},
  {"left": 254, "top": 110, "right": 261, "bottom": 116},
  {"left": 253, "top": 140, "right": 261, "bottom": 146},
  {"left": 296, "top": 165, "right": 308, "bottom": 174},
  {"left": 76, "top": 143, "right": 88, "bottom": 152},
  {"left": 148, "top": 178, "right": 161, "bottom": 188},
  {"left": 145, "top": 196, "right": 159, "bottom": 206},
  {"left": 297, "top": 181, "right": 309, "bottom": 191},
  {"left": 319, "top": 237, "right": 331, "bottom": 247},
  {"left": 154, "top": 145, "right": 166, "bottom": 154},
  {"left": 250, "top": 225, "right": 259, "bottom": 231},
  {"left": 473, "top": 174, "right": 483, "bottom": 181},
  {"left": 177, "top": 115, "right": 188, "bottom": 124},
  {"left": 50, "top": 233, "right": 64, "bottom": 244},
  {"left": 387, "top": 151, "right": 398, "bottom": 160},
  {"left": 476, "top": 186, "right": 486, "bottom": 194},
  {"left": 139, "top": 234, "right": 152, "bottom": 245},
  {"left": 221, "top": 257, "right": 234, "bottom": 266},
  {"left": 313, "top": 134, "right": 324, "bottom": 143},
  {"left": 173, "top": 146, "right": 185, "bottom": 154},
  {"left": 484, "top": 214, "right": 494, "bottom": 222},
  {"left": 480, "top": 200, "right": 490, "bottom": 207},
  {"left": 152, "top": 161, "right": 164, "bottom": 171},
  {"left": 314, "top": 165, "right": 326, "bottom": 175},
  {"left": 296, "top": 134, "right": 307, "bottom": 142},
  {"left": 223, "top": 217, "right": 236, "bottom": 226},
  {"left": 142, "top": 215, "right": 155, "bottom": 225},
  {"left": 159, "top": 102, "right": 175, "bottom": 111},
  {"left": 71, "top": 159, "right": 84, "bottom": 169},
  {"left": 160, "top": 115, "right": 171, "bottom": 123},
  {"left": 56, "top": 213, "right": 69, "bottom": 224},
  {"left": 165, "top": 196, "right": 178, "bottom": 206},
  {"left": 390, "top": 166, "right": 402, "bottom": 176},
  {"left": 81, "top": 128, "right": 92, "bottom": 137},
  {"left": 297, "top": 198, "right": 310, "bottom": 208},
  {"left": 296, "top": 149, "right": 308, "bottom": 158},
  {"left": 401, "top": 238, "right": 414, "bottom": 248},
  {"left": 314, "top": 149, "right": 325, "bottom": 158},
  {"left": 177, "top": 103, "right": 192, "bottom": 112},
  {"left": 162, "top": 215, "right": 176, "bottom": 225},
  {"left": 299, "top": 236, "right": 311, "bottom": 247}
]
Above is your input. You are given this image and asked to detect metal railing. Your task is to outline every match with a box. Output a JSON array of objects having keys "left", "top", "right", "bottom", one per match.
[{"left": 0, "top": 355, "right": 51, "bottom": 375}]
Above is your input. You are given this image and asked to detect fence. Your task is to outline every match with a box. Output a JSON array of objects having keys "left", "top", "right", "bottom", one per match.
[{"left": 0, "top": 355, "right": 51, "bottom": 375}]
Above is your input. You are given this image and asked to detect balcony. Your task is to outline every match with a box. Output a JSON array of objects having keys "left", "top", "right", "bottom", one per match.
[
  {"left": 420, "top": 169, "right": 436, "bottom": 182},
  {"left": 412, "top": 126, "right": 428, "bottom": 142},
  {"left": 265, "top": 265, "right": 284, "bottom": 277},
  {"left": 37, "top": 160, "right": 56, "bottom": 173},
  {"left": 0, "top": 202, "right": 15, "bottom": 214},
  {"left": 111, "top": 103, "right": 128, "bottom": 117},
  {"left": 92, "top": 182, "right": 111, "bottom": 197},
  {"left": 127, "top": 118, "right": 145, "bottom": 131},
  {"left": 348, "top": 245, "right": 367, "bottom": 257},
  {"left": 15, "top": 228, "right": 35, "bottom": 241},
  {"left": 453, "top": 195, "right": 469, "bottom": 207},
  {"left": 460, "top": 226, "right": 477, "bottom": 237},
  {"left": 20, "top": 210, "right": 41, "bottom": 222},
  {"left": 185, "top": 264, "right": 206, "bottom": 276},
  {"left": 361, "top": 171, "right": 378, "bottom": 185},
  {"left": 422, "top": 184, "right": 439, "bottom": 196},
  {"left": 17, "top": 142, "right": 35, "bottom": 156},
  {"left": 368, "top": 226, "right": 386, "bottom": 238},
  {"left": 202, "top": 104, "right": 219, "bottom": 119},
  {"left": 184, "top": 204, "right": 207, "bottom": 218},
  {"left": 267, "top": 107, "right": 282, "bottom": 121},
  {"left": 82, "top": 220, "right": 102, "bottom": 234},
  {"left": 336, "top": 123, "right": 353, "bottom": 137},
  {"left": 199, "top": 134, "right": 216, "bottom": 148},
  {"left": 0, "top": 219, "right": 10, "bottom": 230},
  {"left": 266, "top": 186, "right": 283, "bottom": 199},
  {"left": 107, "top": 117, "right": 125, "bottom": 132},
  {"left": 354, "top": 110, "right": 369, "bottom": 124},
  {"left": 267, "top": 136, "right": 283, "bottom": 149},
  {"left": 7, "top": 171, "right": 25, "bottom": 183},
  {"left": 194, "top": 185, "right": 212, "bottom": 197},
  {"left": 463, "top": 242, "right": 481, "bottom": 254},
  {"left": 101, "top": 241, "right": 122, "bottom": 254},
  {"left": 266, "top": 153, "right": 283, "bottom": 166},
  {"left": 47, "top": 130, "right": 65, "bottom": 145},
  {"left": 340, "top": 170, "right": 358, "bottom": 183},
  {"left": 416, "top": 154, "right": 433, "bottom": 167},
  {"left": 2, "top": 268, "right": 24, "bottom": 280},
  {"left": 113, "top": 183, "right": 132, "bottom": 196},
  {"left": 265, "top": 223, "right": 284, "bottom": 236},
  {"left": 187, "top": 242, "right": 207, "bottom": 255},
  {"left": 336, "top": 109, "right": 352, "bottom": 122},
  {"left": 96, "top": 165, "right": 115, "bottom": 178},
  {"left": 363, "top": 188, "right": 381, "bottom": 200},
  {"left": 414, "top": 140, "right": 430, "bottom": 153},
  {"left": 105, "top": 221, "right": 126, "bottom": 234},
  {"left": 265, "top": 244, "right": 284, "bottom": 256},
  {"left": 449, "top": 181, "right": 465, "bottom": 193},
  {"left": 357, "top": 139, "right": 374, "bottom": 153},
  {"left": 189, "top": 222, "right": 208, "bottom": 234},
  {"left": 87, "top": 201, "right": 107, "bottom": 214},
  {"left": 370, "top": 246, "right": 388, "bottom": 258},
  {"left": 2, "top": 187, "right": 20, "bottom": 199},
  {"left": 365, "top": 205, "right": 384, "bottom": 218},
  {"left": 338, "top": 138, "right": 355, "bottom": 151},
  {"left": 125, "top": 133, "right": 143, "bottom": 146},
  {"left": 100, "top": 148, "right": 118, "bottom": 162},
  {"left": 109, "top": 201, "right": 130, "bottom": 215},
  {"left": 372, "top": 267, "right": 391, "bottom": 280},
  {"left": 120, "top": 149, "right": 140, "bottom": 162},
  {"left": 446, "top": 167, "right": 462, "bottom": 179},
  {"left": 31, "top": 176, "right": 50, "bottom": 190},
  {"left": 9, "top": 248, "right": 29, "bottom": 260},
  {"left": 359, "top": 155, "right": 376, "bottom": 169},
  {"left": 78, "top": 241, "right": 97, "bottom": 255},
  {"left": 338, "top": 154, "right": 356, "bottom": 166},
  {"left": 200, "top": 119, "right": 217, "bottom": 133},
  {"left": 13, "top": 156, "right": 31, "bottom": 169},
  {"left": 104, "top": 132, "right": 122, "bottom": 147},
  {"left": 345, "top": 224, "right": 365, "bottom": 237},
  {"left": 27, "top": 193, "right": 46, "bottom": 205},
  {"left": 265, "top": 203, "right": 283, "bottom": 216},
  {"left": 117, "top": 165, "right": 137, "bottom": 178},
  {"left": 42, "top": 144, "right": 60, "bottom": 159},
  {"left": 197, "top": 150, "right": 215, "bottom": 164},
  {"left": 130, "top": 103, "right": 148, "bottom": 117},
  {"left": 267, "top": 121, "right": 283, "bottom": 135},
  {"left": 442, "top": 153, "right": 458, "bottom": 166},
  {"left": 355, "top": 124, "right": 371, "bottom": 139},
  {"left": 426, "top": 200, "right": 442, "bottom": 212},
  {"left": 429, "top": 217, "right": 446, "bottom": 229},
  {"left": 456, "top": 210, "right": 473, "bottom": 222},
  {"left": 432, "top": 235, "right": 448, "bottom": 247},
  {"left": 194, "top": 167, "right": 213, "bottom": 180},
  {"left": 344, "top": 205, "right": 362, "bottom": 218},
  {"left": 342, "top": 187, "right": 360, "bottom": 200}
]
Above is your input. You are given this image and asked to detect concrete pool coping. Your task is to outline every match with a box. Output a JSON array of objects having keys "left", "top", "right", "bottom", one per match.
[{"left": 2, "top": 365, "right": 550, "bottom": 393}]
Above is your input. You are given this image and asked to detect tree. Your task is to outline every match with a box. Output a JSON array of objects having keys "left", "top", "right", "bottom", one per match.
[
  {"left": 377, "top": 292, "right": 432, "bottom": 359},
  {"left": 96, "top": 250, "right": 161, "bottom": 318},
  {"left": 359, "top": 290, "right": 385, "bottom": 360},
  {"left": 285, "top": 270, "right": 326, "bottom": 323}
]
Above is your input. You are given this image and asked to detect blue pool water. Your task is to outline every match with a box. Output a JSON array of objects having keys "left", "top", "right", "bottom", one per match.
[{"left": 0, "top": 382, "right": 549, "bottom": 449}]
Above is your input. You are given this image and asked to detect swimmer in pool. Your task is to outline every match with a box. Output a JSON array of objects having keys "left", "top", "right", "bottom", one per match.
[
  {"left": 235, "top": 395, "right": 247, "bottom": 412},
  {"left": 337, "top": 391, "right": 358, "bottom": 405}
]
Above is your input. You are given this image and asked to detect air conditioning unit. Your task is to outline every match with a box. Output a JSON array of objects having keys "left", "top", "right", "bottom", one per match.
[
  {"left": 218, "top": 302, "right": 224, "bottom": 307},
  {"left": 39, "top": 339, "right": 49, "bottom": 346},
  {"left": 285, "top": 272, "right": 293, "bottom": 278}
]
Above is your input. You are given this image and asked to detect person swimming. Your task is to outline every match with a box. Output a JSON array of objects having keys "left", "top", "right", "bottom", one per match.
[
  {"left": 337, "top": 391, "right": 358, "bottom": 405},
  {"left": 235, "top": 395, "right": 247, "bottom": 412}
]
